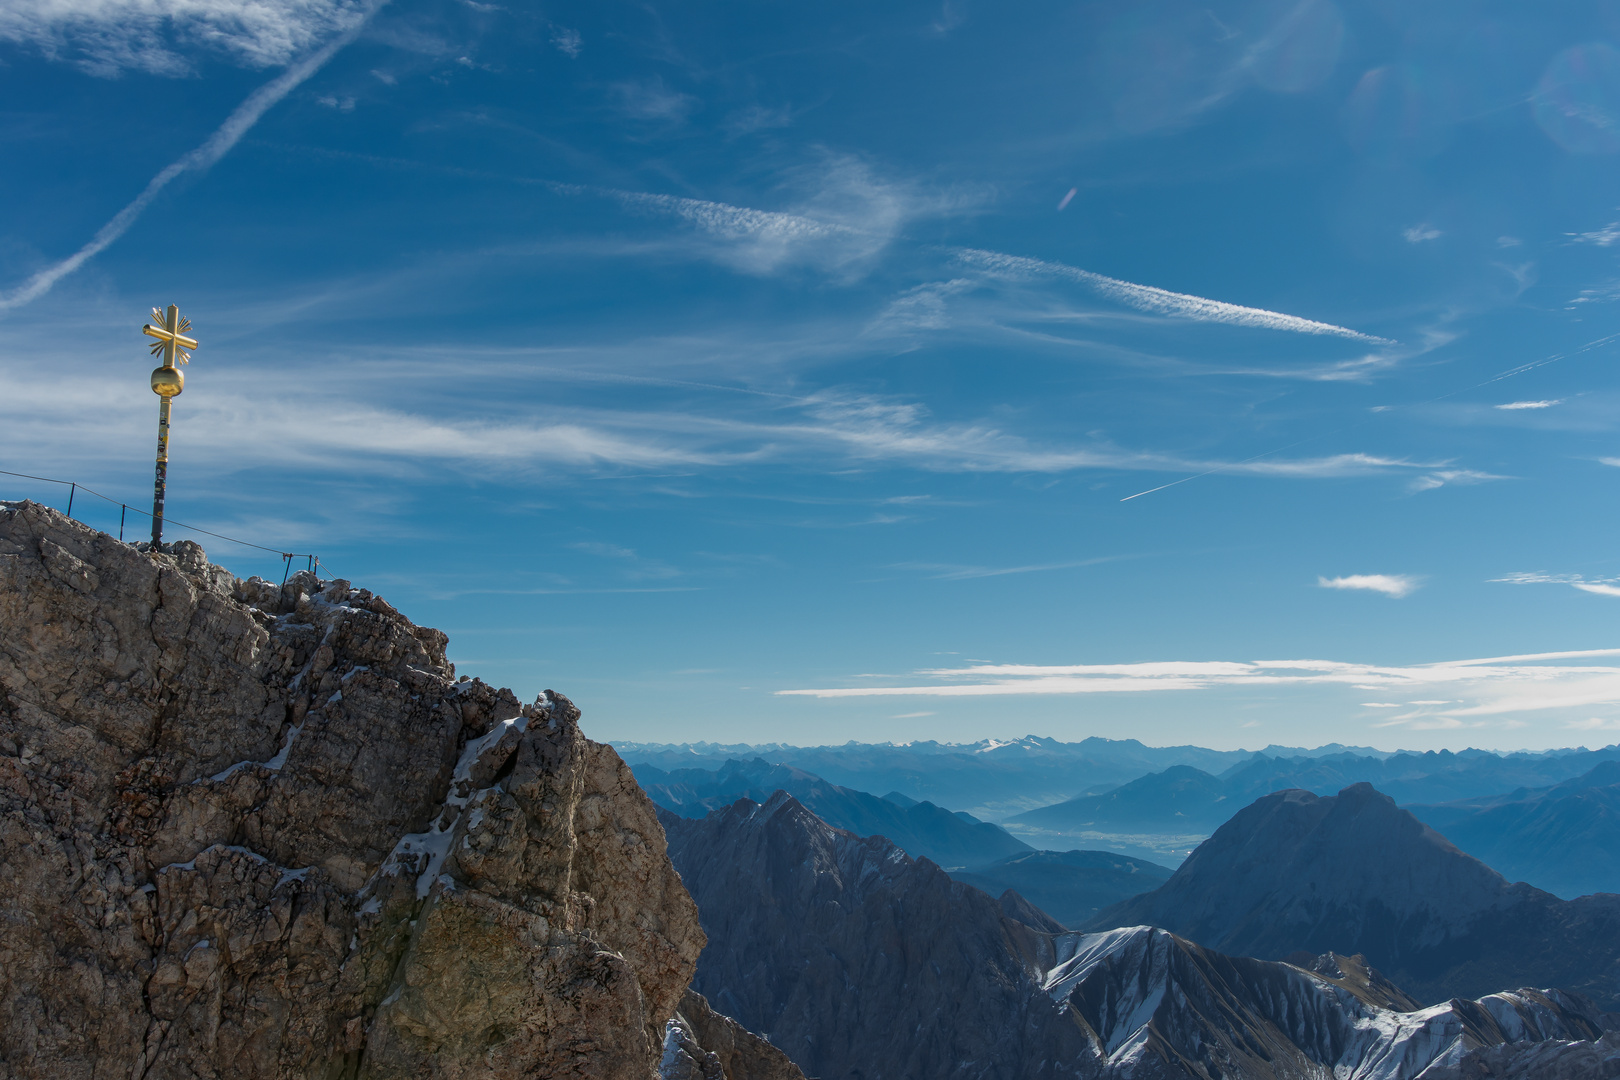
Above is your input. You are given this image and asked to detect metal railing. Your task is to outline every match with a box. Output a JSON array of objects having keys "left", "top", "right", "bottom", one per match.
[{"left": 1, "top": 467, "right": 336, "bottom": 587}]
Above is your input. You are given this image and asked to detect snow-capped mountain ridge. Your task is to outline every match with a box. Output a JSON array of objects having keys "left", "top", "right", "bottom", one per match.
[{"left": 1041, "top": 925, "right": 1606, "bottom": 1080}]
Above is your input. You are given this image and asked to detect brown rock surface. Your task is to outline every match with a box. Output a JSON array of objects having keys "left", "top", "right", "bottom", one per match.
[{"left": 0, "top": 501, "right": 721, "bottom": 1079}]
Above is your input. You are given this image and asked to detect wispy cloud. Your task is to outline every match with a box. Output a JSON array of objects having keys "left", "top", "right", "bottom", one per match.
[
  {"left": 1495, "top": 400, "right": 1562, "bottom": 410},
  {"left": 608, "top": 77, "right": 696, "bottom": 122},
  {"left": 1317, "top": 574, "right": 1421, "bottom": 598},
  {"left": 1492, "top": 571, "right": 1620, "bottom": 599},
  {"left": 608, "top": 157, "right": 930, "bottom": 277},
  {"left": 1406, "top": 468, "right": 1507, "bottom": 493},
  {"left": 570, "top": 541, "right": 638, "bottom": 559},
  {"left": 549, "top": 25, "right": 580, "bottom": 57},
  {"left": 891, "top": 555, "right": 1128, "bottom": 580},
  {"left": 0, "top": 0, "right": 372, "bottom": 75},
  {"left": 777, "top": 650, "right": 1620, "bottom": 724},
  {"left": 598, "top": 182, "right": 1389, "bottom": 344},
  {"left": 0, "top": 0, "right": 387, "bottom": 312},
  {"left": 1403, "top": 224, "right": 1441, "bottom": 243},
  {"left": 1569, "top": 221, "right": 1620, "bottom": 246},
  {"left": 1571, "top": 279, "right": 1620, "bottom": 306},
  {"left": 955, "top": 249, "right": 1390, "bottom": 343},
  {"left": 724, "top": 104, "right": 794, "bottom": 135}
]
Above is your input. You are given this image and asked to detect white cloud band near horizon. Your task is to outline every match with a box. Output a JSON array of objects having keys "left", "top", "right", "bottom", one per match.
[{"left": 777, "top": 649, "right": 1620, "bottom": 724}]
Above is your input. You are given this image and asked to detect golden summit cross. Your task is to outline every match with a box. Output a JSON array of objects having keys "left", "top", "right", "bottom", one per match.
[{"left": 140, "top": 304, "right": 199, "bottom": 549}]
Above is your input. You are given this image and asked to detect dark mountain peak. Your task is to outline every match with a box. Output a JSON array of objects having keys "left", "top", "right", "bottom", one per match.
[
  {"left": 1167, "top": 782, "right": 1508, "bottom": 921},
  {"left": 1088, "top": 782, "right": 1620, "bottom": 1008}
]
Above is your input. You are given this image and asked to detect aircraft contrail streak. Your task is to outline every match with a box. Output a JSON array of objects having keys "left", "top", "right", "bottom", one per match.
[{"left": 0, "top": 0, "right": 390, "bottom": 314}]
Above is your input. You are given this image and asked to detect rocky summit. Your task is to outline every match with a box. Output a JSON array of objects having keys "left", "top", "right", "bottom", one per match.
[{"left": 0, "top": 501, "right": 800, "bottom": 1080}]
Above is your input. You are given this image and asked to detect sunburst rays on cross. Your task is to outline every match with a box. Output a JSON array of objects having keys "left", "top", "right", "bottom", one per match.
[{"left": 143, "top": 306, "right": 197, "bottom": 367}]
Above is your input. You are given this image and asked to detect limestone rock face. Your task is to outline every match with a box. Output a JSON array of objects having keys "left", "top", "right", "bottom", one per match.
[{"left": 0, "top": 501, "right": 708, "bottom": 1079}]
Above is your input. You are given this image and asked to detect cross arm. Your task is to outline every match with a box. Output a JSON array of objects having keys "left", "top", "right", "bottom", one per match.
[{"left": 143, "top": 325, "right": 199, "bottom": 350}]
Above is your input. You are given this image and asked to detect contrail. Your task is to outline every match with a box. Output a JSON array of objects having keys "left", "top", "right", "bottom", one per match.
[
  {"left": 0, "top": 0, "right": 390, "bottom": 314},
  {"left": 956, "top": 248, "right": 1393, "bottom": 344}
]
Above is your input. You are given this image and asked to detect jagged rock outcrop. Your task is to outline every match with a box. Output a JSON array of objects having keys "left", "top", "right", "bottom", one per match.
[
  {"left": 1084, "top": 783, "right": 1620, "bottom": 1008},
  {"left": 659, "top": 990, "right": 805, "bottom": 1080},
  {"left": 666, "top": 791, "right": 1620, "bottom": 1080},
  {"left": 0, "top": 501, "right": 778, "bottom": 1079}
]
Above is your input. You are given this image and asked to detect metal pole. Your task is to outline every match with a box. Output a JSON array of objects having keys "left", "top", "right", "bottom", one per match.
[
  {"left": 152, "top": 396, "right": 172, "bottom": 548},
  {"left": 120, "top": 505, "right": 127, "bottom": 542},
  {"left": 67, "top": 483, "right": 75, "bottom": 518}
]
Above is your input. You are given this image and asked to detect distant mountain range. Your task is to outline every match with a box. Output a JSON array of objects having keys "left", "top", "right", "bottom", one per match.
[
  {"left": 632, "top": 756, "right": 1031, "bottom": 868},
  {"left": 1084, "top": 782, "right": 1620, "bottom": 1009},
  {"left": 662, "top": 792, "right": 1617, "bottom": 1080},
  {"left": 620, "top": 735, "right": 1260, "bottom": 818},
  {"left": 1407, "top": 760, "right": 1620, "bottom": 900},
  {"left": 630, "top": 741, "right": 1620, "bottom": 896},
  {"left": 616, "top": 736, "right": 1620, "bottom": 824}
]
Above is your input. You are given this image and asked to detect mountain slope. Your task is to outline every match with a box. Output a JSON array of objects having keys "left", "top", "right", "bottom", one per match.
[
  {"left": 634, "top": 756, "right": 1031, "bottom": 867},
  {"left": 1008, "top": 765, "right": 1234, "bottom": 832},
  {"left": 950, "top": 849, "right": 1172, "bottom": 928},
  {"left": 1408, "top": 761, "right": 1620, "bottom": 899},
  {"left": 664, "top": 793, "right": 1617, "bottom": 1080},
  {"left": 1085, "top": 783, "right": 1620, "bottom": 1008},
  {"left": 659, "top": 795, "right": 1091, "bottom": 1080}
]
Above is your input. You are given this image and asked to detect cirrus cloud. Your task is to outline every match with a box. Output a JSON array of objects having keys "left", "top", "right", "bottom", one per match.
[
  {"left": 776, "top": 649, "right": 1620, "bottom": 726},
  {"left": 0, "top": 0, "right": 371, "bottom": 75}
]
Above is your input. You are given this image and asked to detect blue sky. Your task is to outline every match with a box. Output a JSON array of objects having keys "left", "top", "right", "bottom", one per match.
[{"left": 6, "top": 0, "right": 1620, "bottom": 750}]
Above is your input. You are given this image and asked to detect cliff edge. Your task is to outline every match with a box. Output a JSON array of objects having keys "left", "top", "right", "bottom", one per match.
[{"left": 0, "top": 501, "right": 766, "bottom": 1079}]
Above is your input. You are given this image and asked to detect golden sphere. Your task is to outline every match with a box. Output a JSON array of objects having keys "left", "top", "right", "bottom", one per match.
[{"left": 150, "top": 366, "right": 184, "bottom": 397}]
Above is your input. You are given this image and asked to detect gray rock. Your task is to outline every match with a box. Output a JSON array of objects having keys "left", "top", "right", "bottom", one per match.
[{"left": 0, "top": 501, "right": 727, "bottom": 1079}]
